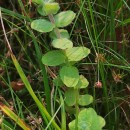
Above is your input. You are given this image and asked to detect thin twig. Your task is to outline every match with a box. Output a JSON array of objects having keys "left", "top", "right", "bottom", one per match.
[{"left": 0, "top": 8, "right": 13, "bottom": 54}]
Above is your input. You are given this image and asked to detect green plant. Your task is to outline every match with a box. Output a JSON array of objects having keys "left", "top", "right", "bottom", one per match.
[{"left": 31, "top": 0, "right": 105, "bottom": 129}]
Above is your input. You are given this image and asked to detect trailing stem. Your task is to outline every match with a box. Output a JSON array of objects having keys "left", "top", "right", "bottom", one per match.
[{"left": 75, "top": 88, "right": 79, "bottom": 130}]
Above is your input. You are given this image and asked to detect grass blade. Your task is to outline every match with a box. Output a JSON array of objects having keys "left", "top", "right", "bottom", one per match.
[
  {"left": 0, "top": 103, "right": 31, "bottom": 130},
  {"left": 10, "top": 54, "right": 60, "bottom": 130}
]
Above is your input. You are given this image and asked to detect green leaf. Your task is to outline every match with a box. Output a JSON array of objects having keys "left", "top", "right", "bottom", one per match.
[
  {"left": 65, "top": 88, "right": 77, "bottom": 106},
  {"left": 90, "top": 116, "right": 105, "bottom": 130},
  {"left": 68, "top": 120, "right": 76, "bottom": 130},
  {"left": 60, "top": 66, "right": 79, "bottom": 87},
  {"left": 49, "top": 29, "right": 70, "bottom": 40},
  {"left": 42, "top": 50, "right": 66, "bottom": 66},
  {"left": 31, "top": 19, "right": 55, "bottom": 33},
  {"left": 78, "top": 94, "right": 93, "bottom": 106},
  {"left": 65, "top": 47, "right": 90, "bottom": 62},
  {"left": 37, "top": 5, "right": 47, "bottom": 16},
  {"left": 52, "top": 38, "right": 73, "bottom": 49},
  {"left": 69, "top": 108, "right": 105, "bottom": 130},
  {"left": 78, "top": 108, "right": 97, "bottom": 130},
  {"left": 32, "top": 0, "right": 44, "bottom": 4},
  {"left": 76, "top": 75, "right": 89, "bottom": 89},
  {"left": 97, "top": 116, "right": 106, "bottom": 128},
  {"left": 43, "top": 2, "right": 60, "bottom": 15},
  {"left": 54, "top": 11, "right": 76, "bottom": 27},
  {"left": 123, "top": 18, "right": 130, "bottom": 25}
]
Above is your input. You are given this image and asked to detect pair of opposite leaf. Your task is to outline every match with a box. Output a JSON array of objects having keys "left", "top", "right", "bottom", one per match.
[
  {"left": 41, "top": 49, "right": 90, "bottom": 88},
  {"left": 31, "top": 10, "right": 76, "bottom": 32},
  {"left": 31, "top": 0, "right": 76, "bottom": 50},
  {"left": 31, "top": 0, "right": 76, "bottom": 32}
]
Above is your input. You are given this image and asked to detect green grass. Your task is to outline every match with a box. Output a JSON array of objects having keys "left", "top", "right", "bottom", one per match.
[{"left": 0, "top": 0, "right": 130, "bottom": 130}]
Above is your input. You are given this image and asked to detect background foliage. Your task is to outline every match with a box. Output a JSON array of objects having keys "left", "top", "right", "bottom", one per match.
[{"left": 0, "top": 0, "right": 130, "bottom": 130}]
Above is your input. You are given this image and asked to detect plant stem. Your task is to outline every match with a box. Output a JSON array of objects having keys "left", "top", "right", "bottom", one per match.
[
  {"left": 75, "top": 88, "right": 79, "bottom": 130},
  {"left": 48, "top": 14, "right": 61, "bottom": 39},
  {"left": 58, "top": 89, "right": 66, "bottom": 130}
]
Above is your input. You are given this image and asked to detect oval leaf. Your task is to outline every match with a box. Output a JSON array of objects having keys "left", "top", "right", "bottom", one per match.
[
  {"left": 42, "top": 50, "right": 66, "bottom": 66},
  {"left": 31, "top": 19, "right": 55, "bottom": 33},
  {"left": 65, "top": 88, "right": 77, "bottom": 106},
  {"left": 76, "top": 75, "right": 89, "bottom": 89},
  {"left": 97, "top": 116, "right": 106, "bottom": 128},
  {"left": 89, "top": 116, "right": 106, "bottom": 130},
  {"left": 60, "top": 66, "right": 79, "bottom": 87},
  {"left": 37, "top": 5, "right": 47, "bottom": 16},
  {"left": 78, "top": 94, "right": 93, "bottom": 106},
  {"left": 68, "top": 120, "right": 76, "bottom": 130},
  {"left": 49, "top": 29, "right": 70, "bottom": 40},
  {"left": 65, "top": 47, "right": 90, "bottom": 62},
  {"left": 52, "top": 38, "right": 73, "bottom": 49},
  {"left": 43, "top": 2, "right": 60, "bottom": 15},
  {"left": 54, "top": 11, "right": 76, "bottom": 27}
]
